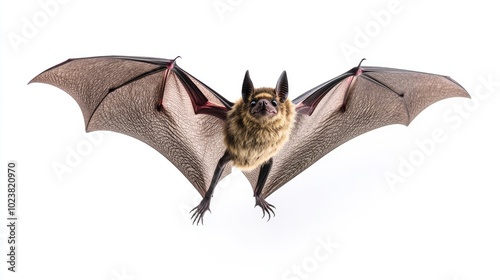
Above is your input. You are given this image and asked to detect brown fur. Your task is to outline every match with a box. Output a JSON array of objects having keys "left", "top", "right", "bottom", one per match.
[{"left": 224, "top": 87, "right": 295, "bottom": 170}]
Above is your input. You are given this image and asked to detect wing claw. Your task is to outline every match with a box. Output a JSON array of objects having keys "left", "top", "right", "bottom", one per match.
[
  {"left": 30, "top": 56, "right": 232, "bottom": 221},
  {"left": 245, "top": 63, "right": 470, "bottom": 201}
]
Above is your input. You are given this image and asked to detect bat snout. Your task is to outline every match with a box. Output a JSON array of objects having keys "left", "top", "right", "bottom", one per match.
[{"left": 250, "top": 98, "right": 278, "bottom": 118}]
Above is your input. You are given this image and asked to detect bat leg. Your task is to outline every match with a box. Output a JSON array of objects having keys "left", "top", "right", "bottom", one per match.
[
  {"left": 190, "top": 151, "right": 231, "bottom": 225},
  {"left": 254, "top": 158, "right": 276, "bottom": 221}
]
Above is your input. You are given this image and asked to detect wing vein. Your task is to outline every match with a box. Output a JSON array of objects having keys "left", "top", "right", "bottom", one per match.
[
  {"left": 360, "top": 73, "right": 410, "bottom": 124},
  {"left": 86, "top": 66, "right": 166, "bottom": 131},
  {"left": 361, "top": 74, "right": 403, "bottom": 97}
]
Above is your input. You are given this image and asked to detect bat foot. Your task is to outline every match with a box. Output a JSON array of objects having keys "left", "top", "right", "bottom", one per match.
[
  {"left": 254, "top": 196, "right": 276, "bottom": 221},
  {"left": 190, "top": 197, "right": 212, "bottom": 225}
]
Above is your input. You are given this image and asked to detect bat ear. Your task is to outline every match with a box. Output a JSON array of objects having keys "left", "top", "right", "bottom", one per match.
[
  {"left": 242, "top": 70, "right": 254, "bottom": 103},
  {"left": 275, "top": 71, "right": 288, "bottom": 102}
]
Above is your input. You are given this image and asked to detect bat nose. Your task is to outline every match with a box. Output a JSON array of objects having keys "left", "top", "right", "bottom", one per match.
[
  {"left": 251, "top": 98, "right": 277, "bottom": 117},
  {"left": 257, "top": 99, "right": 270, "bottom": 107}
]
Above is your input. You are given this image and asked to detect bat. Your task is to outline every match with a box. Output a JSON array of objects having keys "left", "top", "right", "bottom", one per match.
[{"left": 30, "top": 56, "right": 470, "bottom": 224}]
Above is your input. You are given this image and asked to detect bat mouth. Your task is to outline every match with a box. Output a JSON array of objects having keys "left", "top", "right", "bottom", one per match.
[
  {"left": 251, "top": 106, "right": 277, "bottom": 118},
  {"left": 252, "top": 107, "right": 277, "bottom": 114}
]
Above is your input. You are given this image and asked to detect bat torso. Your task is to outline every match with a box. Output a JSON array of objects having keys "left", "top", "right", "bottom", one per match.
[
  {"left": 224, "top": 88, "right": 295, "bottom": 171},
  {"left": 30, "top": 56, "right": 471, "bottom": 224}
]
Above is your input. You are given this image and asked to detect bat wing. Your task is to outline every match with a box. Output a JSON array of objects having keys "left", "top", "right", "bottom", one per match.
[
  {"left": 244, "top": 63, "right": 470, "bottom": 198},
  {"left": 30, "top": 56, "right": 233, "bottom": 196}
]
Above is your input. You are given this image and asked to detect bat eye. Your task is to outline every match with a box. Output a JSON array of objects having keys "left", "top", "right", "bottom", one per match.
[
  {"left": 250, "top": 100, "right": 257, "bottom": 107},
  {"left": 271, "top": 99, "right": 278, "bottom": 107}
]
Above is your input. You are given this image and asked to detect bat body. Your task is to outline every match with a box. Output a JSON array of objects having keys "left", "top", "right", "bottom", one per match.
[
  {"left": 30, "top": 56, "right": 470, "bottom": 224},
  {"left": 225, "top": 83, "right": 295, "bottom": 171}
]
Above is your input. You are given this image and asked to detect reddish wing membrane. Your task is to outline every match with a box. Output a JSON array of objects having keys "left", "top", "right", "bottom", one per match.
[
  {"left": 30, "top": 55, "right": 233, "bottom": 196},
  {"left": 245, "top": 62, "right": 470, "bottom": 198}
]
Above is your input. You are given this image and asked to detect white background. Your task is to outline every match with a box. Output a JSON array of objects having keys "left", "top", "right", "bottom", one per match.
[{"left": 1, "top": 0, "right": 499, "bottom": 279}]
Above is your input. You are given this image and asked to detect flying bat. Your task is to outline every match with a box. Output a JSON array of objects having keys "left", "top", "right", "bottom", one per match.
[{"left": 30, "top": 56, "right": 470, "bottom": 224}]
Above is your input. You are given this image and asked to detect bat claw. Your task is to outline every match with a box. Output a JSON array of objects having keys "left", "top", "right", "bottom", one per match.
[
  {"left": 190, "top": 197, "right": 211, "bottom": 225},
  {"left": 255, "top": 196, "right": 276, "bottom": 221}
]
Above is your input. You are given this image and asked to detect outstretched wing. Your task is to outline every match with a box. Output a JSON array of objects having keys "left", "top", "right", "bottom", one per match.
[
  {"left": 245, "top": 63, "right": 470, "bottom": 198},
  {"left": 30, "top": 56, "right": 233, "bottom": 196}
]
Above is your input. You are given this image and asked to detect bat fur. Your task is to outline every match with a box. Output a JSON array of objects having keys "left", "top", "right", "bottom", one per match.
[
  {"left": 29, "top": 56, "right": 471, "bottom": 225},
  {"left": 225, "top": 87, "right": 295, "bottom": 171}
]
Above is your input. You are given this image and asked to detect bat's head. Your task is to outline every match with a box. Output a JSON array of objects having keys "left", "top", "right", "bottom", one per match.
[
  {"left": 240, "top": 70, "right": 291, "bottom": 122},
  {"left": 224, "top": 71, "right": 295, "bottom": 168}
]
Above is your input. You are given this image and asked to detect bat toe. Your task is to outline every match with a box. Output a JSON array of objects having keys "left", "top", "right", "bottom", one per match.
[
  {"left": 255, "top": 196, "right": 276, "bottom": 221},
  {"left": 190, "top": 197, "right": 212, "bottom": 225}
]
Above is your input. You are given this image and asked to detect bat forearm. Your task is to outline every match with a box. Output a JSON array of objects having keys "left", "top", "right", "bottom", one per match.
[{"left": 30, "top": 55, "right": 470, "bottom": 224}]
